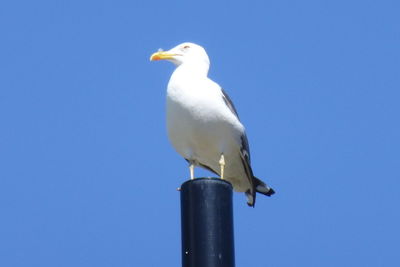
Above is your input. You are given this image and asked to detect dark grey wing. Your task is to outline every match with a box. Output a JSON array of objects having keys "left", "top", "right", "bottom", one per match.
[
  {"left": 221, "top": 88, "right": 256, "bottom": 204},
  {"left": 221, "top": 88, "right": 252, "bottom": 161},
  {"left": 241, "top": 134, "right": 275, "bottom": 205},
  {"left": 221, "top": 88, "right": 240, "bottom": 119},
  {"left": 221, "top": 87, "right": 252, "bottom": 166},
  {"left": 221, "top": 88, "right": 275, "bottom": 206},
  {"left": 240, "top": 134, "right": 254, "bottom": 181},
  {"left": 240, "top": 133, "right": 251, "bottom": 163},
  {"left": 239, "top": 134, "right": 256, "bottom": 206}
]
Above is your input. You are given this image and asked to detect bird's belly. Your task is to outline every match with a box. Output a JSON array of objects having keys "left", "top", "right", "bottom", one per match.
[{"left": 167, "top": 98, "right": 226, "bottom": 161}]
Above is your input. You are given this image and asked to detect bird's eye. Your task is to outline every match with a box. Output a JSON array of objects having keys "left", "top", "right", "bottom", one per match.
[{"left": 183, "top": 45, "right": 190, "bottom": 49}]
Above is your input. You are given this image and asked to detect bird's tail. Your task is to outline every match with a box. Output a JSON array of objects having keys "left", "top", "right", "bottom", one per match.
[{"left": 246, "top": 177, "right": 275, "bottom": 207}]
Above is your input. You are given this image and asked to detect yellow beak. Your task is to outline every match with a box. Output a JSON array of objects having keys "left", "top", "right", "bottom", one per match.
[{"left": 150, "top": 51, "right": 177, "bottom": 61}]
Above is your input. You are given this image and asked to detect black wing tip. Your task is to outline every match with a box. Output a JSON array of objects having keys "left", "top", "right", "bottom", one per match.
[
  {"left": 256, "top": 186, "right": 275, "bottom": 197},
  {"left": 253, "top": 177, "right": 276, "bottom": 197},
  {"left": 263, "top": 187, "right": 275, "bottom": 197},
  {"left": 245, "top": 190, "right": 256, "bottom": 207},
  {"left": 246, "top": 187, "right": 275, "bottom": 207},
  {"left": 247, "top": 201, "right": 255, "bottom": 208}
]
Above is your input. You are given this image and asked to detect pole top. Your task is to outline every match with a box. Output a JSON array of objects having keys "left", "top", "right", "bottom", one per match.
[{"left": 181, "top": 177, "right": 233, "bottom": 190}]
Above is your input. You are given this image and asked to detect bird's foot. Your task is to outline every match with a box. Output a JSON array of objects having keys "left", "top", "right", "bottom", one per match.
[
  {"left": 189, "top": 163, "right": 195, "bottom": 180},
  {"left": 219, "top": 154, "right": 225, "bottom": 179}
]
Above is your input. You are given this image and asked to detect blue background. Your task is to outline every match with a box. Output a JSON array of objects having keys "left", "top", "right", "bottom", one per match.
[{"left": 1, "top": 0, "right": 399, "bottom": 266}]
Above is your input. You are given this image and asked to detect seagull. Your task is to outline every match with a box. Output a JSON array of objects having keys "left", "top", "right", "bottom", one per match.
[{"left": 150, "top": 42, "right": 275, "bottom": 206}]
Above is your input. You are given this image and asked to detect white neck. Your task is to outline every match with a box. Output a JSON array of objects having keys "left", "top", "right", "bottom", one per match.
[{"left": 173, "top": 61, "right": 209, "bottom": 79}]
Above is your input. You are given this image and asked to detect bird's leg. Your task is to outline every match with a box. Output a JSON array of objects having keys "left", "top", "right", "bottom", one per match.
[
  {"left": 219, "top": 154, "right": 225, "bottom": 180},
  {"left": 189, "top": 163, "right": 195, "bottom": 180}
]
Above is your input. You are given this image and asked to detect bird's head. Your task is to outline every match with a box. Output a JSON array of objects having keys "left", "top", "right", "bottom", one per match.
[{"left": 150, "top": 42, "right": 210, "bottom": 67}]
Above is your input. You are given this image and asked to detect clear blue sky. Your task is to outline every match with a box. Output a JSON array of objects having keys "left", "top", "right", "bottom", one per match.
[{"left": 1, "top": 0, "right": 399, "bottom": 266}]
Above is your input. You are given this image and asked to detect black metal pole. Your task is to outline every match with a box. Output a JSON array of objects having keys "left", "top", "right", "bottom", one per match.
[{"left": 180, "top": 178, "right": 235, "bottom": 267}]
